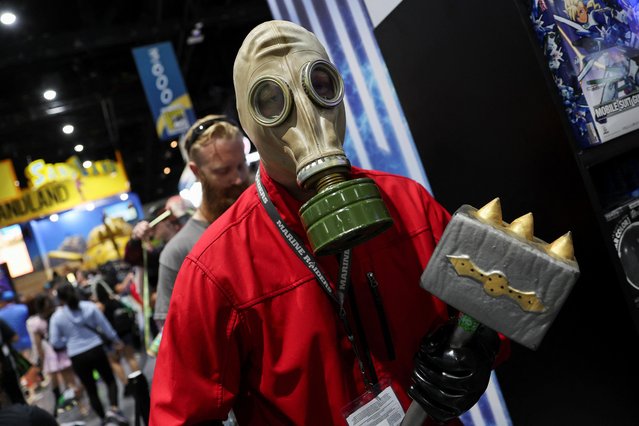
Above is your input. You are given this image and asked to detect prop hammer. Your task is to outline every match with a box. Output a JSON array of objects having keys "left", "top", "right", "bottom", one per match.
[{"left": 402, "top": 198, "right": 580, "bottom": 425}]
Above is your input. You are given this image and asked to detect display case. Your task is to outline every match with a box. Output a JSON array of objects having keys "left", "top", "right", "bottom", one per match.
[{"left": 529, "top": 0, "right": 639, "bottom": 329}]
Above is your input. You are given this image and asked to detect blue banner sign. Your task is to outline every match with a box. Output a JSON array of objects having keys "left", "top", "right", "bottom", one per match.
[{"left": 132, "top": 42, "right": 196, "bottom": 140}]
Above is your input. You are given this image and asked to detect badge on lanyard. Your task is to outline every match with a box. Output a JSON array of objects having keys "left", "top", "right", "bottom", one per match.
[{"left": 341, "top": 379, "right": 405, "bottom": 426}]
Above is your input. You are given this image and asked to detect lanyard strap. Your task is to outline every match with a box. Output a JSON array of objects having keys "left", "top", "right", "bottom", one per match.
[
  {"left": 255, "top": 169, "right": 350, "bottom": 306},
  {"left": 255, "top": 170, "right": 373, "bottom": 389}
]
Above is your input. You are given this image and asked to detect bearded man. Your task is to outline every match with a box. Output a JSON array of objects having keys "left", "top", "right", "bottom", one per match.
[{"left": 153, "top": 115, "right": 250, "bottom": 327}]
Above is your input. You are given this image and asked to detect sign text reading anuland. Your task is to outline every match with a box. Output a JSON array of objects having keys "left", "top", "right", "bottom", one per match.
[{"left": 0, "top": 156, "right": 129, "bottom": 227}]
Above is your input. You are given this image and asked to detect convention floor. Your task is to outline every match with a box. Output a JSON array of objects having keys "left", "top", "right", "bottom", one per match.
[{"left": 31, "top": 352, "right": 155, "bottom": 426}]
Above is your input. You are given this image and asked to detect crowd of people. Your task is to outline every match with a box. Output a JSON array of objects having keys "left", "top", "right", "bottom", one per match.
[
  {"left": 0, "top": 114, "right": 253, "bottom": 426},
  {"left": 0, "top": 273, "right": 131, "bottom": 425},
  {"left": 0, "top": 257, "right": 153, "bottom": 424}
]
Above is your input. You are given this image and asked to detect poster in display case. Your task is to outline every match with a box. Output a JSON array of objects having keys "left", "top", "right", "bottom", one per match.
[{"left": 531, "top": 0, "right": 639, "bottom": 147}]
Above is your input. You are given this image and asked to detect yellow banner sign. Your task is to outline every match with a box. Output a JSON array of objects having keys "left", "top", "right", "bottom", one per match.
[
  {"left": 0, "top": 155, "right": 130, "bottom": 228},
  {"left": 0, "top": 160, "right": 21, "bottom": 203}
]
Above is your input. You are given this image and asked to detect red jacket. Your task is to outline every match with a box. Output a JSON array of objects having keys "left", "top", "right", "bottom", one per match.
[{"left": 151, "top": 166, "right": 459, "bottom": 425}]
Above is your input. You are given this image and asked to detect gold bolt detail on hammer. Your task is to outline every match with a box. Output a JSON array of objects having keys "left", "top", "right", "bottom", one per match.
[
  {"left": 507, "top": 212, "right": 534, "bottom": 241},
  {"left": 546, "top": 232, "right": 575, "bottom": 261},
  {"left": 476, "top": 197, "right": 503, "bottom": 225},
  {"left": 447, "top": 255, "right": 546, "bottom": 313},
  {"left": 474, "top": 198, "right": 576, "bottom": 263}
]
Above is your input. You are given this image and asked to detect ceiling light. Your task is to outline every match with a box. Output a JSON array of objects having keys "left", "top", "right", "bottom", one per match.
[
  {"left": 0, "top": 12, "right": 17, "bottom": 26},
  {"left": 163, "top": 167, "right": 171, "bottom": 175},
  {"left": 49, "top": 214, "right": 59, "bottom": 222},
  {"left": 187, "top": 22, "right": 205, "bottom": 45},
  {"left": 83, "top": 160, "right": 92, "bottom": 168},
  {"left": 85, "top": 203, "right": 95, "bottom": 212},
  {"left": 45, "top": 106, "right": 68, "bottom": 115},
  {"left": 43, "top": 90, "right": 57, "bottom": 100},
  {"left": 170, "top": 140, "right": 178, "bottom": 148},
  {"left": 119, "top": 193, "right": 129, "bottom": 201},
  {"left": 74, "top": 144, "right": 84, "bottom": 152},
  {"left": 62, "top": 124, "right": 74, "bottom": 134}
]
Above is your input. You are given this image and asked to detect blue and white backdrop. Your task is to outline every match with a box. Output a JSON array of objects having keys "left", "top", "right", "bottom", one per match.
[{"left": 265, "top": 0, "right": 512, "bottom": 425}]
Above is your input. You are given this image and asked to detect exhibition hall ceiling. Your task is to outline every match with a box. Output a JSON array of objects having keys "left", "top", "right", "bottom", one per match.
[{"left": 0, "top": 0, "right": 271, "bottom": 203}]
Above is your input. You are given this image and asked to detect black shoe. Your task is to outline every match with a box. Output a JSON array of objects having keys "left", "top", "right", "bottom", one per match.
[{"left": 105, "top": 409, "right": 129, "bottom": 426}]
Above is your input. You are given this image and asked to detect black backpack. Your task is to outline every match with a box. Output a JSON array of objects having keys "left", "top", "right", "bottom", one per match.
[{"left": 91, "top": 277, "right": 136, "bottom": 337}]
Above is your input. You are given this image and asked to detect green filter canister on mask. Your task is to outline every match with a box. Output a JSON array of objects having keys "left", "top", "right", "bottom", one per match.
[{"left": 299, "top": 173, "right": 393, "bottom": 256}]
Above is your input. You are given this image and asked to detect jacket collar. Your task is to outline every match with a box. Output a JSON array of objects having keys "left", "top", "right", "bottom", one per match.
[
  {"left": 257, "top": 164, "right": 370, "bottom": 253},
  {"left": 257, "top": 164, "right": 307, "bottom": 240}
]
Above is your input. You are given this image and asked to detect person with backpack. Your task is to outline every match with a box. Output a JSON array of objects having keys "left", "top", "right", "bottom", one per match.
[{"left": 91, "top": 262, "right": 142, "bottom": 397}]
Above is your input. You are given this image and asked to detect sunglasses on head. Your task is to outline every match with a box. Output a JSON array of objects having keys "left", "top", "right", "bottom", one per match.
[{"left": 184, "top": 116, "right": 240, "bottom": 153}]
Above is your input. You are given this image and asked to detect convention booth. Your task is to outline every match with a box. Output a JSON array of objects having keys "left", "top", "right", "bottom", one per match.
[{"left": 0, "top": 151, "right": 143, "bottom": 296}]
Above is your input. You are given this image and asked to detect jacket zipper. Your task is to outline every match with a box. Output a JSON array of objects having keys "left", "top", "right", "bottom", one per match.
[
  {"left": 366, "top": 272, "right": 396, "bottom": 360},
  {"left": 347, "top": 284, "right": 379, "bottom": 386}
]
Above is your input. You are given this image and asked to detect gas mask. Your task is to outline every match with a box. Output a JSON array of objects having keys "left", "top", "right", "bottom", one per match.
[{"left": 234, "top": 20, "right": 392, "bottom": 255}]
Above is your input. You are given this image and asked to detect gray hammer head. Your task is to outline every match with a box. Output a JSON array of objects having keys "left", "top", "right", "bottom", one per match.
[{"left": 421, "top": 199, "right": 580, "bottom": 350}]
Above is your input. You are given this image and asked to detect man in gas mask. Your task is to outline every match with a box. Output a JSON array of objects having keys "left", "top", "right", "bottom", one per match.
[{"left": 150, "top": 20, "right": 506, "bottom": 426}]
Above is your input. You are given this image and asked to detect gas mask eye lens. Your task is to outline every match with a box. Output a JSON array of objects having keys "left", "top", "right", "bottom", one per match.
[
  {"left": 302, "top": 60, "right": 344, "bottom": 108},
  {"left": 311, "top": 69, "right": 335, "bottom": 100},
  {"left": 257, "top": 82, "right": 284, "bottom": 118},
  {"left": 249, "top": 77, "right": 292, "bottom": 126}
]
